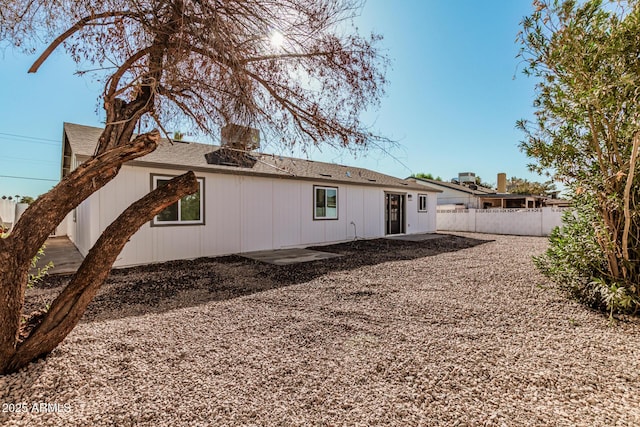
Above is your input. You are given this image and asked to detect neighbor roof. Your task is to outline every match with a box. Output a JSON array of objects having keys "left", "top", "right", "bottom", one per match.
[
  {"left": 64, "top": 123, "right": 440, "bottom": 192},
  {"left": 479, "top": 194, "right": 546, "bottom": 200},
  {"left": 409, "top": 176, "right": 495, "bottom": 195}
]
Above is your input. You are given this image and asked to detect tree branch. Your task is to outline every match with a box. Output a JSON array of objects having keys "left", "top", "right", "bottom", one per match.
[
  {"left": 10, "top": 131, "right": 160, "bottom": 273},
  {"left": 28, "top": 11, "right": 136, "bottom": 73},
  {"left": 241, "top": 51, "right": 333, "bottom": 64},
  {"left": 7, "top": 171, "right": 199, "bottom": 372},
  {"left": 104, "top": 46, "right": 154, "bottom": 103},
  {"left": 622, "top": 133, "right": 639, "bottom": 268}
]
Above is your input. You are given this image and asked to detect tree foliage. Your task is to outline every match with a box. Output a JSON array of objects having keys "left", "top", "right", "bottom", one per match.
[
  {"left": 0, "top": 0, "right": 388, "bottom": 374},
  {"left": 518, "top": 0, "right": 640, "bottom": 313},
  {"left": 2, "top": 0, "right": 387, "bottom": 150},
  {"left": 506, "top": 176, "right": 556, "bottom": 195},
  {"left": 473, "top": 176, "right": 493, "bottom": 189},
  {"left": 411, "top": 172, "right": 442, "bottom": 181},
  {"left": 18, "top": 196, "right": 35, "bottom": 205}
]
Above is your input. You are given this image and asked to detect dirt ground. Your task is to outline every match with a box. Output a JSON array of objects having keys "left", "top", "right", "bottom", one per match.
[
  {"left": 24, "top": 234, "right": 487, "bottom": 323},
  {"left": 3, "top": 233, "right": 640, "bottom": 427}
]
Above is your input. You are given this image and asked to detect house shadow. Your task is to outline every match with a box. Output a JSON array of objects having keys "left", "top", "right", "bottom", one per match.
[{"left": 32, "top": 234, "right": 491, "bottom": 323}]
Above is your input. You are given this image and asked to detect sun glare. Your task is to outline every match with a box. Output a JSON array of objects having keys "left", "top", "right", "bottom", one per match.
[{"left": 270, "top": 31, "right": 285, "bottom": 49}]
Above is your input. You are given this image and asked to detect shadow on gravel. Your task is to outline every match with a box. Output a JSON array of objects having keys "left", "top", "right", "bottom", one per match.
[{"left": 31, "top": 234, "right": 491, "bottom": 322}]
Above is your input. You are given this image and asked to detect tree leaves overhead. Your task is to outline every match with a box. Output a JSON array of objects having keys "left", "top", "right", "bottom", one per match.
[
  {"left": 518, "top": 0, "right": 640, "bottom": 183},
  {"left": 1, "top": 0, "right": 388, "bottom": 150}
]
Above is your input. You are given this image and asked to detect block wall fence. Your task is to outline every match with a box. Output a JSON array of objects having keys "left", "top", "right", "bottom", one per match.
[{"left": 436, "top": 207, "right": 569, "bottom": 236}]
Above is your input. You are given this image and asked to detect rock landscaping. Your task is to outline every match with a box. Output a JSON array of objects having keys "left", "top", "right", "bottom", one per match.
[{"left": 2, "top": 233, "right": 639, "bottom": 426}]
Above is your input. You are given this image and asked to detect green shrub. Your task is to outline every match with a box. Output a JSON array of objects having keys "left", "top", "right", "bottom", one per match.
[{"left": 534, "top": 201, "right": 639, "bottom": 315}]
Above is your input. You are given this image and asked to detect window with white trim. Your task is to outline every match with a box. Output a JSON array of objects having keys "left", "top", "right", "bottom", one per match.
[
  {"left": 151, "top": 175, "right": 204, "bottom": 225},
  {"left": 418, "top": 194, "right": 428, "bottom": 212},
  {"left": 314, "top": 186, "right": 338, "bottom": 219}
]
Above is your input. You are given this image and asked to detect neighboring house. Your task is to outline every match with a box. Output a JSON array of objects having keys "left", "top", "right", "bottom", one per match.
[
  {"left": 543, "top": 197, "right": 571, "bottom": 208},
  {"left": 411, "top": 173, "right": 567, "bottom": 209},
  {"left": 476, "top": 193, "right": 546, "bottom": 209},
  {"left": 409, "top": 176, "right": 495, "bottom": 209},
  {"left": 61, "top": 123, "right": 441, "bottom": 267}
]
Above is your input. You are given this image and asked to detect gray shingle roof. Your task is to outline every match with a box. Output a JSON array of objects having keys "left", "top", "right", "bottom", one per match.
[
  {"left": 64, "top": 123, "right": 440, "bottom": 192},
  {"left": 410, "top": 176, "right": 495, "bottom": 195},
  {"left": 479, "top": 194, "right": 545, "bottom": 200}
]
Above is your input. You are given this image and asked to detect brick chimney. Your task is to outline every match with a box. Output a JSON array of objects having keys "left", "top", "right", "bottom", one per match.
[{"left": 497, "top": 173, "right": 507, "bottom": 193}]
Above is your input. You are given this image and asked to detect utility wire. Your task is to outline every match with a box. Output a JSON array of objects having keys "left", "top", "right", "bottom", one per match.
[
  {"left": 0, "top": 132, "right": 59, "bottom": 146},
  {"left": 0, "top": 155, "right": 58, "bottom": 165},
  {"left": 0, "top": 174, "right": 58, "bottom": 182},
  {"left": 0, "top": 132, "right": 59, "bottom": 142}
]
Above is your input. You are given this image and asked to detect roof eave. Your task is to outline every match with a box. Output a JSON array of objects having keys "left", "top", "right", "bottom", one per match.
[{"left": 75, "top": 155, "right": 438, "bottom": 191}]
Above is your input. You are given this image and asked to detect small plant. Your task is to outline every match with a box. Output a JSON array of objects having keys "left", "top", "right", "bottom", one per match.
[
  {"left": 5, "top": 227, "right": 55, "bottom": 285},
  {"left": 28, "top": 245, "right": 54, "bottom": 288},
  {"left": 6, "top": 229, "right": 55, "bottom": 339},
  {"left": 591, "top": 278, "right": 638, "bottom": 319},
  {"left": 19, "top": 245, "right": 54, "bottom": 341}
]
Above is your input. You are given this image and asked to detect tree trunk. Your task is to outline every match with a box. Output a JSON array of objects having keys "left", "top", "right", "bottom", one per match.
[
  {"left": 622, "top": 133, "right": 640, "bottom": 275},
  {"left": 1, "top": 172, "right": 198, "bottom": 374},
  {"left": 0, "top": 240, "right": 26, "bottom": 372},
  {"left": 0, "top": 130, "right": 160, "bottom": 374}
]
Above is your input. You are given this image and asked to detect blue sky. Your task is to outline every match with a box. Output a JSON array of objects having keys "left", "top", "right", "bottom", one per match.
[{"left": 0, "top": 1, "right": 542, "bottom": 198}]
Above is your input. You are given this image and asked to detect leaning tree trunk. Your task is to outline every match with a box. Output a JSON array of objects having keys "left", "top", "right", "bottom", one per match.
[
  {"left": 0, "top": 5, "right": 196, "bottom": 374},
  {"left": 2, "top": 172, "right": 198, "bottom": 373},
  {"left": 0, "top": 127, "right": 198, "bottom": 375}
]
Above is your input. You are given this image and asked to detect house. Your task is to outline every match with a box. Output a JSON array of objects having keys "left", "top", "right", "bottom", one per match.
[
  {"left": 61, "top": 123, "right": 441, "bottom": 267},
  {"left": 410, "top": 172, "right": 563, "bottom": 209},
  {"left": 409, "top": 174, "right": 495, "bottom": 209},
  {"left": 476, "top": 193, "right": 546, "bottom": 209}
]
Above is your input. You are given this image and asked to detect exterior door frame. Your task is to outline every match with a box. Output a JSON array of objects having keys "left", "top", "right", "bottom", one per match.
[{"left": 385, "top": 192, "right": 406, "bottom": 235}]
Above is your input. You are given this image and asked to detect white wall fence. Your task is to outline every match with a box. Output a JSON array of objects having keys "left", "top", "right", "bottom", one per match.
[
  {"left": 0, "top": 201, "right": 67, "bottom": 235},
  {"left": 0, "top": 199, "right": 17, "bottom": 229},
  {"left": 437, "top": 207, "right": 569, "bottom": 236}
]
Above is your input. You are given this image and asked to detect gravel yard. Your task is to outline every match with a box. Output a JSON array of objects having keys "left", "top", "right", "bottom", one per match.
[{"left": 2, "top": 233, "right": 639, "bottom": 426}]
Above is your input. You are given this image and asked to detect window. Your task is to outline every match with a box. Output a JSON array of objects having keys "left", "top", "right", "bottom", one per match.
[
  {"left": 151, "top": 175, "right": 204, "bottom": 226},
  {"left": 418, "top": 194, "right": 428, "bottom": 212},
  {"left": 314, "top": 186, "right": 338, "bottom": 219}
]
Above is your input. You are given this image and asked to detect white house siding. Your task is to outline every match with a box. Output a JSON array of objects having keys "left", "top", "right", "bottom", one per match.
[
  {"left": 67, "top": 154, "right": 93, "bottom": 256},
  {"left": 344, "top": 186, "right": 363, "bottom": 240},
  {"left": 272, "top": 179, "right": 302, "bottom": 248},
  {"left": 53, "top": 212, "right": 72, "bottom": 237},
  {"left": 241, "top": 177, "right": 274, "bottom": 252},
  {"left": 408, "top": 192, "right": 437, "bottom": 233},
  {"left": 69, "top": 164, "right": 437, "bottom": 267},
  {"left": 436, "top": 188, "right": 481, "bottom": 208},
  {"left": 73, "top": 191, "right": 100, "bottom": 257},
  {"left": 362, "top": 191, "right": 382, "bottom": 238},
  {"left": 206, "top": 174, "right": 242, "bottom": 256}
]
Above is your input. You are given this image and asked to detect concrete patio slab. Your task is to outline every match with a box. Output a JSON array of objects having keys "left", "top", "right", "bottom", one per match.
[
  {"left": 34, "top": 236, "right": 84, "bottom": 275},
  {"left": 385, "top": 233, "right": 446, "bottom": 242},
  {"left": 241, "top": 248, "right": 342, "bottom": 265}
]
